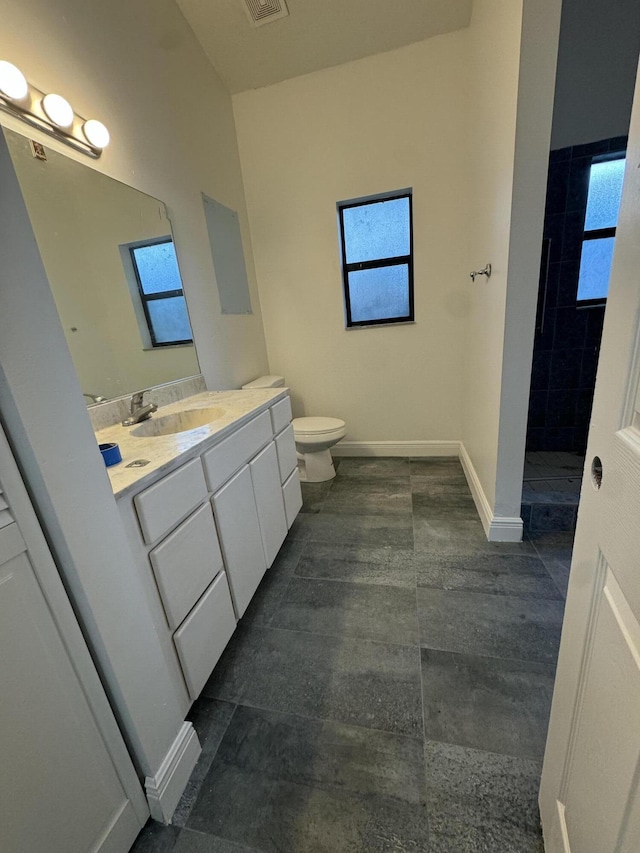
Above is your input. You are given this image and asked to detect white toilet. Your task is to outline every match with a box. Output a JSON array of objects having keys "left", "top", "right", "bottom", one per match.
[{"left": 242, "top": 376, "right": 346, "bottom": 482}]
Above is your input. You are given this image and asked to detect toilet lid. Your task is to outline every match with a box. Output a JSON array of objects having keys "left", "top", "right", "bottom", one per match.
[{"left": 293, "top": 416, "right": 345, "bottom": 435}]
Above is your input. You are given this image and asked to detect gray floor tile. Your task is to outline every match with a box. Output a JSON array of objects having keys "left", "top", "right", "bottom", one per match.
[
  {"left": 421, "top": 649, "right": 555, "bottom": 759},
  {"left": 300, "top": 481, "right": 332, "bottom": 513},
  {"left": 203, "top": 626, "right": 423, "bottom": 738},
  {"left": 529, "top": 504, "right": 576, "bottom": 532},
  {"left": 410, "top": 476, "right": 471, "bottom": 496},
  {"left": 416, "top": 553, "right": 562, "bottom": 599},
  {"left": 295, "top": 542, "right": 417, "bottom": 588},
  {"left": 241, "top": 539, "right": 305, "bottom": 626},
  {"left": 409, "top": 458, "right": 464, "bottom": 476},
  {"left": 417, "top": 587, "right": 563, "bottom": 663},
  {"left": 303, "top": 512, "right": 414, "bottom": 548},
  {"left": 285, "top": 513, "right": 314, "bottom": 541},
  {"left": 412, "top": 492, "right": 478, "bottom": 518},
  {"left": 425, "top": 740, "right": 543, "bottom": 852},
  {"left": 333, "top": 457, "right": 411, "bottom": 479},
  {"left": 173, "top": 829, "right": 260, "bottom": 852},
  {"left": 187, "top": 706, "right": 428, "bottom": 852},
  {"left": 129, "top": 822, "right": 180, "bottom": 853},
  {"left": 208, "top": 705, "right": 425, "bottom": 803},
  {"left": 414, "top": 515, "right": 536, "bottom": 556},
  {"left": 188, "top": 769, "right": 430, "bottom": 853},
  {"left": 542, "top": 559, "right": 571, "bottom": 598},
  {"left": 172, "top": 700, "right": 237, "bottom": 827},
  {"left": 529, "top": 530, "right": 575, "bottom": 563},
  {"left": 271, "top": 577, "right": 418, "bottom": 645},
  {"left": 322, "top": 476, "right": 412, "bottom": 515}
]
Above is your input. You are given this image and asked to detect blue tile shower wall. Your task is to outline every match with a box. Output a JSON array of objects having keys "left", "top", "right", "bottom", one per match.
[{"left": 526, "top": 136, "right": 626, "bottom": 454}]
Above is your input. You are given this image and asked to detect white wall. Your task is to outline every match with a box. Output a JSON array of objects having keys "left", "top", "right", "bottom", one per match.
[
  {"left": 233, "top": 34, "right": 470, "bottom": 444},
  {"left": 462, "top": 0, "right": 561, "bottom": 528},
  {"left": 0, "top": 0, "right": 268, "bottom": 391},
  {"left": 0, "top": 0, "right": 268, "bottom": 782},
  {"left": 234, "top": 1, "right": 560, "bottom": 531},
  {"left": 551, "top": 0, "right": 640, "bottom": 150}
]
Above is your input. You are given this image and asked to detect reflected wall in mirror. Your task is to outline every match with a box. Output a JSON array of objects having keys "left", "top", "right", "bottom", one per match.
[{"left": 4, "top": 128, "right": 199, "bottom": 403}]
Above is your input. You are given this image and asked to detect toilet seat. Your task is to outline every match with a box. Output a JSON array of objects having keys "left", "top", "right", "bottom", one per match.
[{"left": 292, "top": 417, "right": 346, "bottom": 436}]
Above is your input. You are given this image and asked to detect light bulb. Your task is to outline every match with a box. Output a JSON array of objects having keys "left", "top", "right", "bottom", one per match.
[
  {"left": 82, "top": 119, "right": 110, "bottom": 149},
  {"left": 0, "top": 60, "right": 28, "bottom": 101},
  {"left": 42, "top": 93, "right": 74, "bottom": 128}
]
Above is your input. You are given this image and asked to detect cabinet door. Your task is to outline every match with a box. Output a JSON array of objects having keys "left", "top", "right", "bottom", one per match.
[
  {"left": 150, "top": 503, "right": 223, "bottom": 630},
  {"left": 173, "top": 572, "right": 236, "bottom": 700},
  {"left": 212, "top": 466, "right": 266, "bottom": 617},
  {"left": 250, "top": 442, "right": 288, "bottom": 567}
]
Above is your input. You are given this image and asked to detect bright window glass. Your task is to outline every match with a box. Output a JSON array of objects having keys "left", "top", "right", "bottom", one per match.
[
  {"left": 577, "top": 156, "right": 625, "bottom": 302},
  {"left": 338, "top": 191, "right": 413, "bottom": 327},
  {"left": 348, "top": 265, "right": 410, "bottom": 323},
  {"left": 146, "top": 296, "right": 193, "bottom": 344},
  {"left": 131, "top": 241, "right": 182, "bottom": 294},
  {"left": 577, "top": 238, "right": 615, "bottom": 302},
  {"left": 584, "top": 159, "right": 625, "bottom": 231},
  {"left": 342, "top": 197, "right": 410, "bottom": 263}
]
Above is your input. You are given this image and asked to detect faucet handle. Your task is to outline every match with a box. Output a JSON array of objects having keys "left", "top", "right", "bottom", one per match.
[{"left": 131, "top": 389, "right": 150, "bottom": 410}]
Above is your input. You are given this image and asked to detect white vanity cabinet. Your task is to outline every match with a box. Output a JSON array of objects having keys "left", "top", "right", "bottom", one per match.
[
  {"left": 211, "top": 466, "right": 266, "bottom": 617},
  {"left": 120, "top": 392, "right": 301, "bottom": 708},
  {"left": 250, "top": 441, "right": 288, "bottom": 567}
]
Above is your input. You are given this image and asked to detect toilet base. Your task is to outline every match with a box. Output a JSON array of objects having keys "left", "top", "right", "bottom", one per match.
[{"left": 297, "top": 449, "right": 337, "bottom": 483}]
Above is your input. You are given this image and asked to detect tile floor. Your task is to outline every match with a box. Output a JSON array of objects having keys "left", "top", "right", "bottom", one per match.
[
  {"left": 131, "top": 457, "right": 573, "bottom": 853},
  {"left": 521, "top": 451, "right": 583, "bottom": 533}
]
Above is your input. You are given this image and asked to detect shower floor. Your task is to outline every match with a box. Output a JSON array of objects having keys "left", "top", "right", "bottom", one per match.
[{"left": 521, "top": 451, "right": 584, "bottom": 533}]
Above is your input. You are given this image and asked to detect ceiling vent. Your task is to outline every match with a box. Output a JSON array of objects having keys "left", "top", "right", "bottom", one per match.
[{"left": 241, "top": 0, "right": 289, "bottom": 27}]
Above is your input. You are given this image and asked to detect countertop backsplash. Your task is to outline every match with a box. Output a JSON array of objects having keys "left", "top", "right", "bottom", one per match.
[{"left": 88, "top": 375, "right": 207, "bottom": 432}]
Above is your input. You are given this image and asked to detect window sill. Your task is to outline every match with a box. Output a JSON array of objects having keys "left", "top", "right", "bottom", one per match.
[
  {"left": 142, "top": 342, "right": 195, "bottom": 351},
  {"left": 345, "top": 320, "right": 416, "bottom": 331}
]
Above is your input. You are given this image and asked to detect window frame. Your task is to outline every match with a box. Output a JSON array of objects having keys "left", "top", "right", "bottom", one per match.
[
  {"left": 129, "top": 237, "right": 193, "bottom": 348},
  {"left": 338, "top": 191, "right": 414, "bottom": 328},
  {"left": 577, "top": 152, "right": 626, "bottom": 308}
]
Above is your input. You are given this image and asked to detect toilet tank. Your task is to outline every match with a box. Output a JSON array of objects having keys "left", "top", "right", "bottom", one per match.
[{"left": 241, "top": 375, "right": 285, "bottom": 389}]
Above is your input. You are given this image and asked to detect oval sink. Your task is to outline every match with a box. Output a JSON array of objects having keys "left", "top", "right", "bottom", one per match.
[{"left": 131, "top": 407, "right": 226, "bottom": 438}]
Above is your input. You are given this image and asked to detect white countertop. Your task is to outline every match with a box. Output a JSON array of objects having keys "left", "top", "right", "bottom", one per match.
[{"left": 95, "top": 389, "right": 287, "bottom": 499}]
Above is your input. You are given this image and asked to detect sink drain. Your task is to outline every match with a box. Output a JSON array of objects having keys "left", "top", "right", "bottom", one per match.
[{"left": 126, "top": 459, "right": 150, "bottom": 468}]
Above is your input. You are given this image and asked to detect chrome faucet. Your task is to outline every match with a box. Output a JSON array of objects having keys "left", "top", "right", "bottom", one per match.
[{"left": 122, "top": 389, "right": 157, "bottom": 426}]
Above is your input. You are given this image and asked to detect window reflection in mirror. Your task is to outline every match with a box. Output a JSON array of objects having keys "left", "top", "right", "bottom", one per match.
[{"left": 4, "top": 127, "right": 199, "bottom": 403}]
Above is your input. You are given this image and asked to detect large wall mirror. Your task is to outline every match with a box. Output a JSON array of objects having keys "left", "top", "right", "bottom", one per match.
[{"left": 4, "top": 127, "right": 199, "bottom": 403}]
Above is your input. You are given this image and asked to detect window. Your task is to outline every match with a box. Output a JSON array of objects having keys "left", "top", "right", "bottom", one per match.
[
  {"left": 577, "top": 156, "right": 625, "bottom": 303},
  {"left": 129, "top": 239, "right": 193, "bottom": 346},
  {"left": 338, "top": 191, "right": 413, "bottom": 327}
]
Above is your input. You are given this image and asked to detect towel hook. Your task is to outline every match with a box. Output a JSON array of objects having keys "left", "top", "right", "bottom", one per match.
[{"left": 470, "top": 263, "right": 492, "bottom": 282}]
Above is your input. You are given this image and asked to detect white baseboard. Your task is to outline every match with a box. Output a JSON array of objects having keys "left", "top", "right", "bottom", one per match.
[
  {"left": 145, "top": 722, "right": 201, "bottom": 824},
  {"left": 332, "top": 441, "right": 460, "bottom": 457},
  {"left": 458, "top": 443, "right": 523, "bottom": 542}
]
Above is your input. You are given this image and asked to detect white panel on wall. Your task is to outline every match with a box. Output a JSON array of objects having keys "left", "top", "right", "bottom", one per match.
[{"left": 202, "top": 194, "right": 252, "bottom": 315}]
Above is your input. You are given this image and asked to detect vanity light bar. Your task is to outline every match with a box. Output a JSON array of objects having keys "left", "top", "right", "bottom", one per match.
[{"left": 0, "top": 60, "right": 110, "bottom": 158}]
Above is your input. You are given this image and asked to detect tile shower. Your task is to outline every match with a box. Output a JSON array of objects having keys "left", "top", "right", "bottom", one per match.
[{"left": 523, "top": 135, "right": 626, "bottom": 533}]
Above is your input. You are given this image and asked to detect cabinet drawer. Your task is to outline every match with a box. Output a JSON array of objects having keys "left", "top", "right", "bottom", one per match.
[
  {"left": 202, "top": 411, "right": 272, "bottom": 493},
  {"left": 150, "top": 503, "right": 223, "bottom": 630},
  {"left": 282, "top": 469, "right": 303, "bottom": 528},
  {"left": 134, "top": 458, "right": 207, "bottom": 545},
  {"left": 275, "top": 424, "right": 297, "bottom": 484},
  {"left": 212, "top": 466, "right": 267, "bottom": 617},
  {"left": 250, "top": 442, "right": 287, "bottom": 568},
  {"left": 270, "top": 396, "right": 292, "bottom": 435},
  {"left": 173, "top": 572, "right": 236, "bottom": 700}
]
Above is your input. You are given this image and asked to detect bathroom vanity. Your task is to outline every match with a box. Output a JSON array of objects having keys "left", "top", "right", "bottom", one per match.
[{"left": 98, "top": 389, "right": 302, "bottom": 710}]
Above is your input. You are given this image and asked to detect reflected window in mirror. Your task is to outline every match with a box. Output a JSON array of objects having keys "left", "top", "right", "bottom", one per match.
[{"left": 128, "top": 239, "right": 193, "bottom": 347}]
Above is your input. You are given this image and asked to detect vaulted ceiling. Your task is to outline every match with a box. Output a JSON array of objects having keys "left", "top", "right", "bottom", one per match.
[{"left": 176, "top": 0, "right": 473, "bottom": 93}]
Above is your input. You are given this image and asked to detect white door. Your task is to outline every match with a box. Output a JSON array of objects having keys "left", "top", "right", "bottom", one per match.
[
  {"left": 539, "top": 64, "right": 640, "bottom": 852},
  {"left": 0, "top": 425, "right": 148, "bottom": 853}
]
